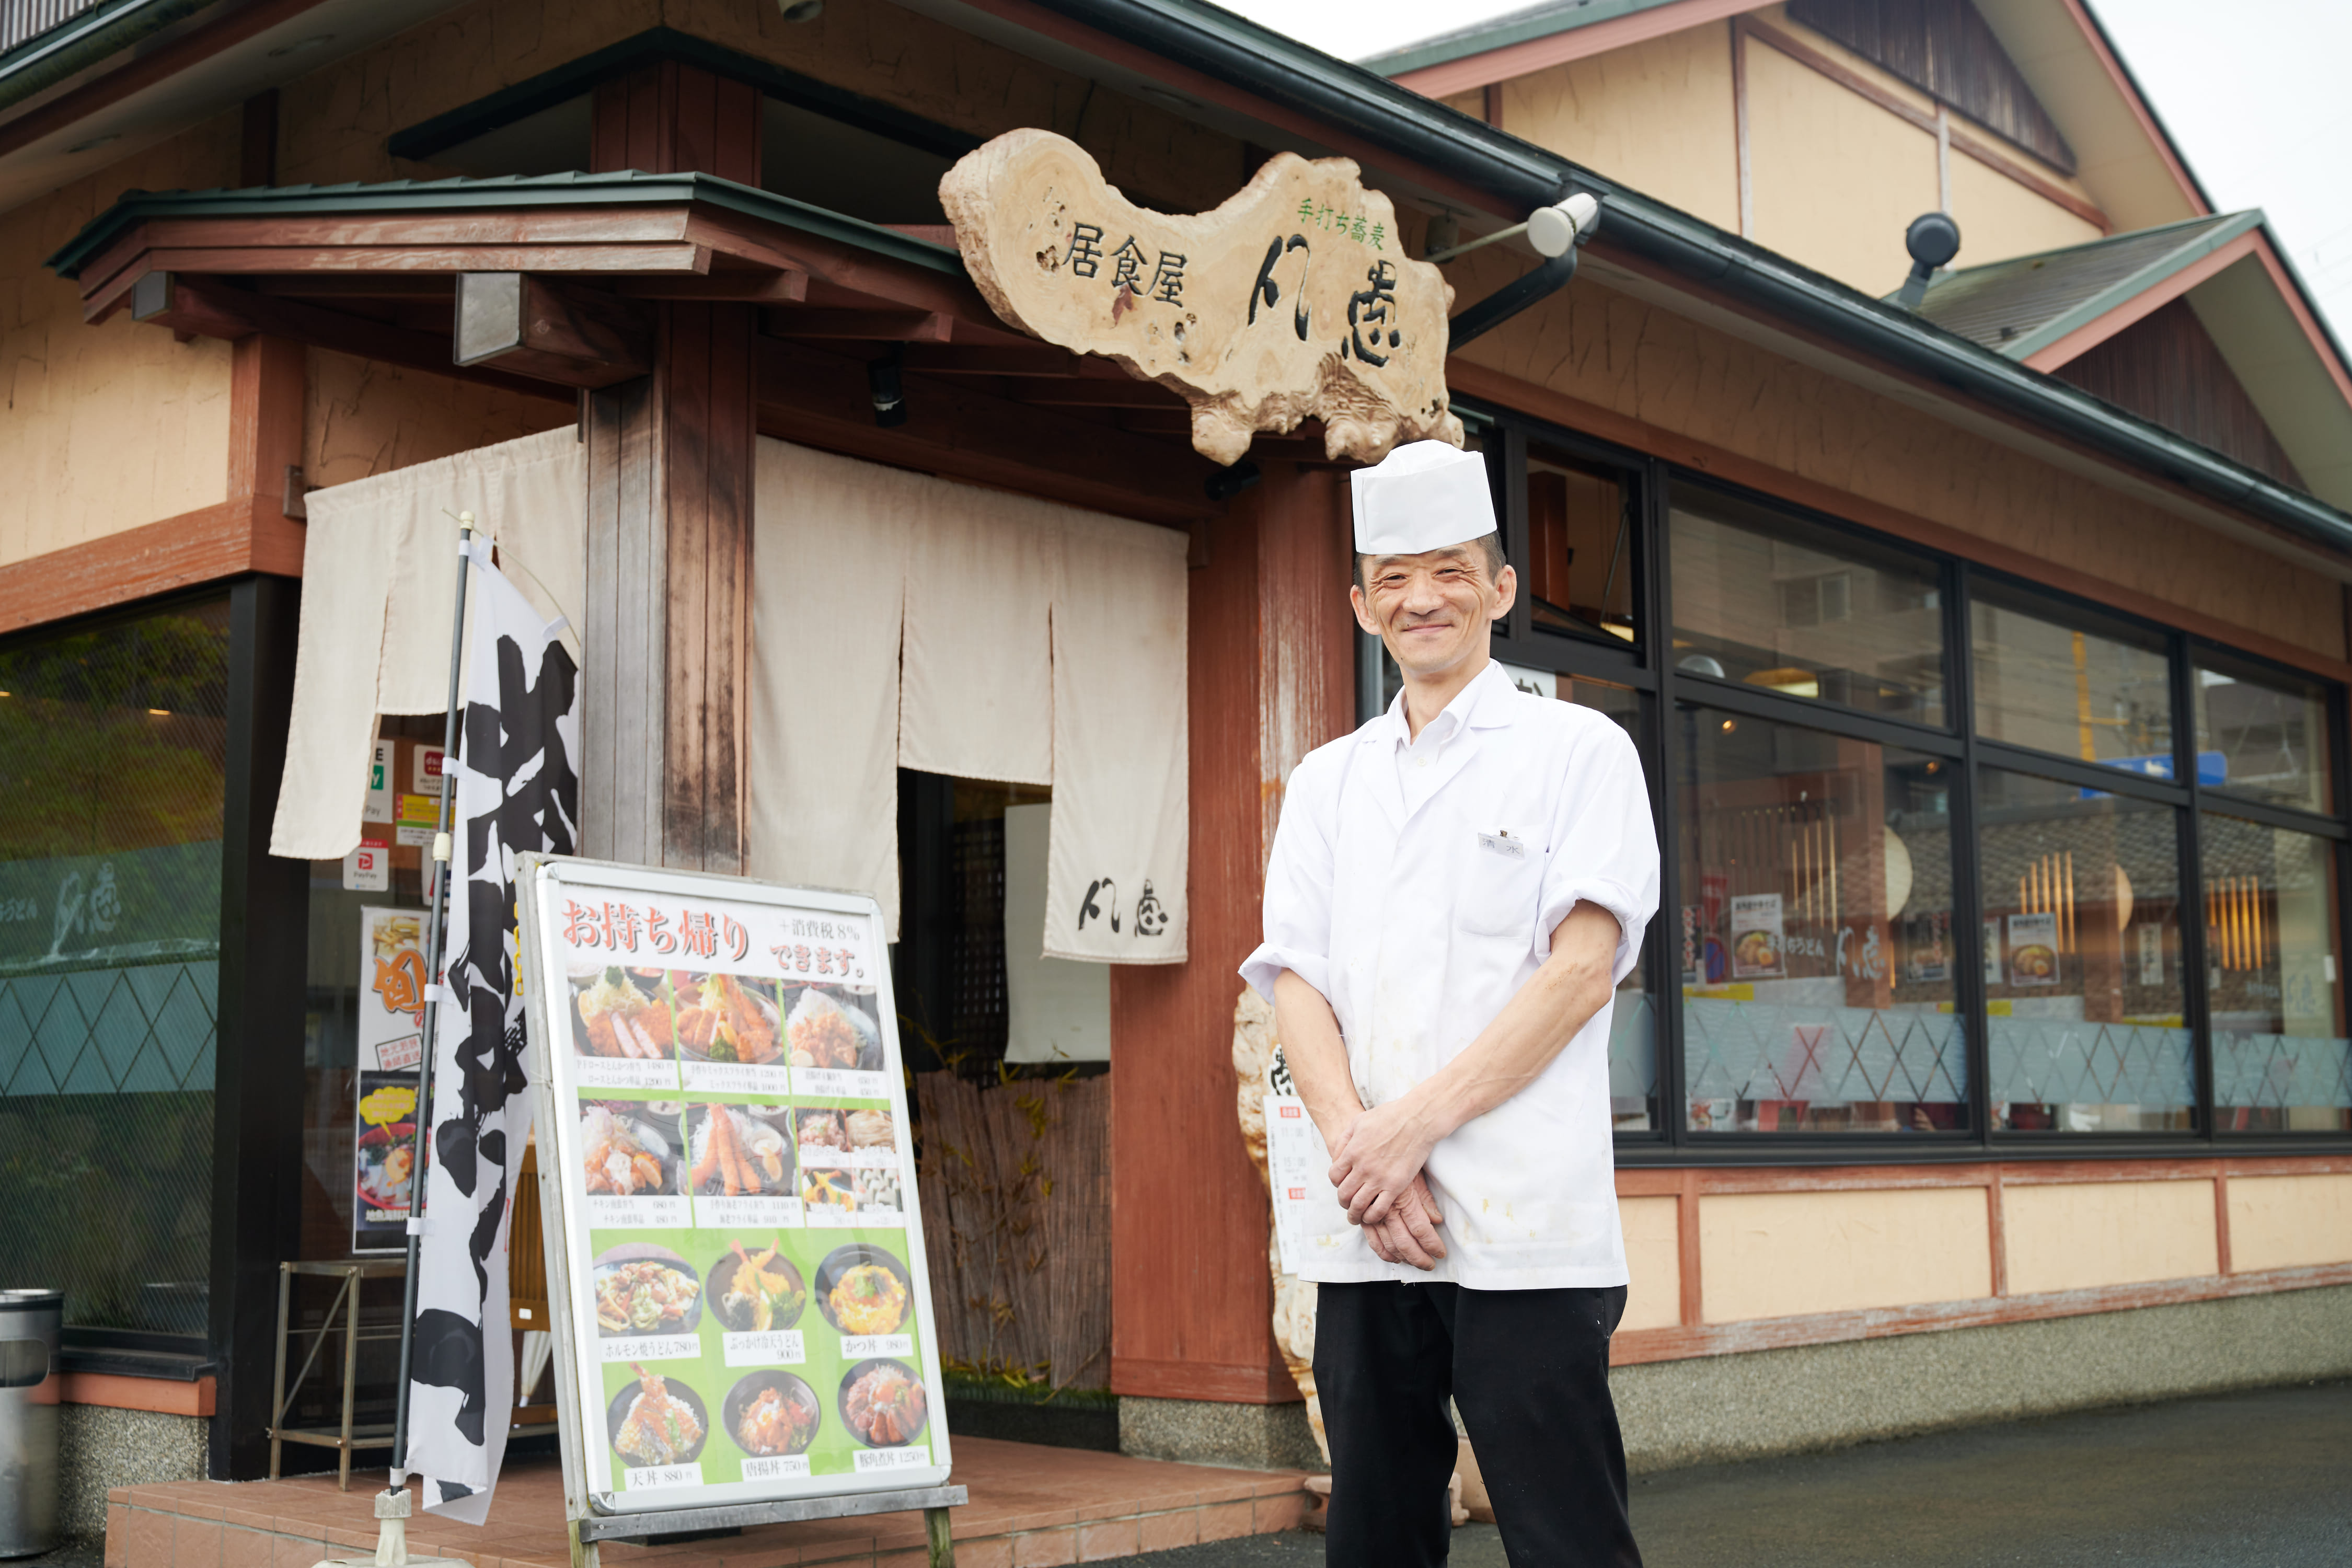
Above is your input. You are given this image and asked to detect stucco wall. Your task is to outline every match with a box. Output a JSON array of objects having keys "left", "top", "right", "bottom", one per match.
[
  {"left": 1949, "top": 148, "right": 2104, "bottom": 267},
  {"left": 1449, "top": 264, "right": 2346, "bottom": 661},
  {"left": 1500, "top": 27, "right": 1739, "bottom": 235},
  {"left": 1744, "top": 33, "right": 1942, "bottom": 296},
  {"left": 275, "top": 0, "right": 1247, "bottom": 218},
  {"left": 2227, "top": 1172, "right": 2352, "bottom": 1274},
  {"left": 2003, "top": 1179, "right": 2220, "bottom": 1295},
  {"left": 305, "top": 348, "right": 571, "bottom": 490},
  {"left": 1699, "top": 1187, "right": 1993, "bottom": 1321},
  {"left": 0, "top": 117, "right": 239, "bottom": 571}
]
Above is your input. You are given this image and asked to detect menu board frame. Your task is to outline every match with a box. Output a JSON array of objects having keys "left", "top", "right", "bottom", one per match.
[{"left": 515, "top": 855, "right": 953, "bottom": 1522}]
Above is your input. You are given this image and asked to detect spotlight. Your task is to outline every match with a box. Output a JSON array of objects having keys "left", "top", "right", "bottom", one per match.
[
  {"left": 778, "top": 0, "right": 824, "bottom": 20},
  {"left": 868, "top": 348, "right": 906, "bottom": 428},
  {"left": 1205, "top": 459, "right": 1261, "bottom": 503}
]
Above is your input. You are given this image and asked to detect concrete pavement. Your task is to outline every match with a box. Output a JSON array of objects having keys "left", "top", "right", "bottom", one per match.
[{"left": 1125, "top": 1379, "right": 2352, "bottom": 1566}]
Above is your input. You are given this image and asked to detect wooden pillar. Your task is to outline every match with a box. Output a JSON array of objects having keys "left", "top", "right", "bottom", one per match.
[
  {"left": 1109, "top": 462, "right": 1354, "bottom": 1406},
  {"left": 581, "top": 303, "right": 756, "bottom": 870},
  {"left": 579, "top": 68, "right": 762, "bottom": 868}
]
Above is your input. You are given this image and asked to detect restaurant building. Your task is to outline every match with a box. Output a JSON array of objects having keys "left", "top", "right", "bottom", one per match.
[{"left": 1, "top": 0, "right": 2348, "bottom": 1545}]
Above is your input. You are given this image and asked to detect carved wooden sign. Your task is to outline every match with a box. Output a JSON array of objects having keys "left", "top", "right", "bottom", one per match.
[{"left": 940, "top": 129, "right": 1463, "bottom": 465}]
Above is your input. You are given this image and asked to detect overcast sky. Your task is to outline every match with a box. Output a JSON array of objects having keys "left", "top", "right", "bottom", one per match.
[{"left": 1219, "top": 0, "right": 2352, "bottom": 345}]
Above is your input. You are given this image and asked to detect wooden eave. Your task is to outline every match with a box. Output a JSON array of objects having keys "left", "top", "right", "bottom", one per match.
[{"left": 51, "top": 176, "right": 1260, "bottom": 526}]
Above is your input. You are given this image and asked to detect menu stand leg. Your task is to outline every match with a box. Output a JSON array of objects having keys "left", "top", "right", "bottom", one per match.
[
  {"left": 340, "top": 1265, "right": 364, "bottom": 1491},
  {"left": 269, "top": 1264, "right": 293, "bottom": 1482},
  {"left": 925, "top": 1506, "right": 954, "bottom": 1568}
]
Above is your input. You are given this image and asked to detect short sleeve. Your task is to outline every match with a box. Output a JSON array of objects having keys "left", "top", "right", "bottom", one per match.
[
  {"left": 1239, "top": 749, "right": 1341, "bottom": 1004},
  {"left": 1535, "top": 719, "right": 1661, "bottom": 982}
]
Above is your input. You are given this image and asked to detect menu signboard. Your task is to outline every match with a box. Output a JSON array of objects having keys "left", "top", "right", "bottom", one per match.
[{"left": 515, "top": 856, "right": 950, "bottom": 1518}]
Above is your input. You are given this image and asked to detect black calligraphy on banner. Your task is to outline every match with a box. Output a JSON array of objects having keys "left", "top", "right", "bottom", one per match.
[
  {"left": 406, "top": 547, "right": 579, "bottom": 1523},
  {"left": 1063, "top": 221, "right": 1187, "bottom": 306}
]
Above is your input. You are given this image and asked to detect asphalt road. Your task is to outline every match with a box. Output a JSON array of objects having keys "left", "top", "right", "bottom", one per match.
[{"left": 1127, "top": 1380, "right": 2352, "bottom": 1568}]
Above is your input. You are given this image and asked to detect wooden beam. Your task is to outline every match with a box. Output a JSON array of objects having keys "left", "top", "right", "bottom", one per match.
[
  {"left": 126, "top": 273, "right": 574, "bottom": 405},
  {"left": 613, "top": 271, "right": 809, "bottom": 303},
  {"left": 87, "top": 243, "right": 711, "bottom": 322},
  {"left": 762, "top": 308, "right": 954, "bottom": 341},
  {"left": 454, "top": 272, "right": 654, "bottom": 387},
  {"left": 592, "top": 62, "right": 762, "bottom": 183},
  {"left": 228, "top": 333, "right": 305, "bottom": 527},
  {"left": 1014, "top": 381, "right": 1187, "bottom": 409},
  {"left": 752, "top": 336, "right": 1217, "bottom": 527},
  {"left": 899, "top": 344, "right": 1080, "bottom": 377},
  {"left": 0, "top": 496, "right": 302, "bottom": 635}
]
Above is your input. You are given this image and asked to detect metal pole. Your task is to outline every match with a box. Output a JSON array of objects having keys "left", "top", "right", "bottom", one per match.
[{"left": 387, "top": 512, "right": 479, "bottom": 1492}]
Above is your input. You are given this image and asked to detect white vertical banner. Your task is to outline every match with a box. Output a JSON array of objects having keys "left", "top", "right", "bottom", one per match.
[{"left": 407, "top": 543, "right": 581, "bottom": 1523}]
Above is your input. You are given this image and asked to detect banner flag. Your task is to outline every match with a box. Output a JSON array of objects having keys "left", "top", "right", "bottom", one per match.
[{"left": 407, "top": 542, "right": 579, "bottom": 1523}]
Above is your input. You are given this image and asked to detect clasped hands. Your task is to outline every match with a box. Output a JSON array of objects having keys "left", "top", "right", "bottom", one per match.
[{"left": 1327, "top": 1095, "right": 1448, "bottom": 1271}]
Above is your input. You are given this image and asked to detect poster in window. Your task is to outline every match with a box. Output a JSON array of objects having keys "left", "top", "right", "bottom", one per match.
[
  {"left": 353, "top": 1071, "right": 423, "bottom": 1252},
  {"left": 516, "top": 856, "right": 950, "bottom": 1517},
  {"left": 358, "top": 906, "right": 427, "bottom": 1071},
  {"left": 1984, "top": 918, "right": 2004, "bottom": 985},
  {"left": 1728, "top": 893, "right": 1785, "bottom": 979},
  {"left": 2008, "top": 912, "right": 2061, "bottom": 987},
  {"left": 1904, "top": 910, "right": 1949, "bottom": 984},
  {"left": 2136, "top": 924, "right": 2163, "bottom": 986}
]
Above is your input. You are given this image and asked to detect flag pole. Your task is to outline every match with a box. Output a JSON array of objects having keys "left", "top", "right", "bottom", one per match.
[{"left": 386, "top": 510, "right": 479, "bottom": 1511}]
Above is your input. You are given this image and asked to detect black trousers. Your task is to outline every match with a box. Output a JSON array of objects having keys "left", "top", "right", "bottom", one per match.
[{"left": 1314, "top": 1281, "right": 1640, "bottom": 1568}]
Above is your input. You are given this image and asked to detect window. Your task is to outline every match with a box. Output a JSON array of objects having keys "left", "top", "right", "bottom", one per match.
[
  {"left": 2194, "top": 660, "right": 2332, "bottom": 815},
  {"left": 2204, "top": 815, "right": 2347, "bottom": 1132},
  {"left": 1971, "top": 591, "right": 2174, "bottom": 773},
  {"left": 1670, "top": 491, "right": 1944, "bottom": 724},
  {"left": 1976, "top": 766, "right": 2193, "bottom": 1132},
  {"left": 0, "top": 599, "right": 230, "bottom": 1332},
  {"left": 1567, "top": 678, "right": 1655, "bottom": 1129},
  {"left": 1524, "top": 449, "right": 1636, "bottom": 645},
  {"left": 1675, "top": 706, "right": 1966, "bottom": 1134}
]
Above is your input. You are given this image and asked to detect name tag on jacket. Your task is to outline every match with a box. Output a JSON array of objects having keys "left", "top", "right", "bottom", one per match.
[{"left": 1475, "top": 831, "right": 1529, "bottom": 861}]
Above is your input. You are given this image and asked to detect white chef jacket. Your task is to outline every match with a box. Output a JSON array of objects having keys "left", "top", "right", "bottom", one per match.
[{"left": 1240, "top": 659, "right": 1659, "bottom": 1289}]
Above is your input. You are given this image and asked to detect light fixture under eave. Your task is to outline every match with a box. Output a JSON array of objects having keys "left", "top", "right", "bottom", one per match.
[
  {"left": 777, "top": 0, "right": 824, "bottom": 20},
  {"left": 148, "top": 708, "right": 170, "bottom": 717},
  {"left": 67, "top": 134, "right": 119, "bottom": 154},
  {"left": 267, "top": 34, "right": 336, "bottom": 57}
]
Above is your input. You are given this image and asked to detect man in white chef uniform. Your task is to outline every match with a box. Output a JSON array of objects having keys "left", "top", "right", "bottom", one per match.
[{"left": 1241, "top": 441, "right": 1658, "bottom": 1568}]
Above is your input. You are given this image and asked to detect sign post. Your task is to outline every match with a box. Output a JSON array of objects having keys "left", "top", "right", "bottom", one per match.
[{"left": 513, "top": 855, "right": 963, "bottom": 1562}]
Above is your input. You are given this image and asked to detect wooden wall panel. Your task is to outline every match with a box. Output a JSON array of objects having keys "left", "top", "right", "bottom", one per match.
[
  {"left": 2055, "top": 297, "right": 2304, "bottom": 490},
  {"left": 1109, "top": 464, "right": 1354, "bottom": 1405}
]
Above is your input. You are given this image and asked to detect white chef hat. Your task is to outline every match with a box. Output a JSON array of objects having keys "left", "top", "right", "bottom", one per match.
[{"left": 1350, "top": 440, "right": 1496, "bottom": 556}]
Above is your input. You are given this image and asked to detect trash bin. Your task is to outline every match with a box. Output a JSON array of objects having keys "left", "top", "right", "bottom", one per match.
[{"left": 0, "top": 1290, "right": 60, "bottom": 1559}]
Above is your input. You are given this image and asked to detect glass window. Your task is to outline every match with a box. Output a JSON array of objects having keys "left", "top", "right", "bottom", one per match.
[
  {"left": 1566, "top": 678, "right": 1655, "bottom": 1131},
  {"left": 2203, "top": 815, "right": 2348, "bottom": 1132},
  {"left": 1675, "top": 706, "right": 1966, "bottom": 1133},
  {"left": 0, "top": 601, "right": 230, "bottom": 1332},
  {"left": 2194, "top": 662, "right": 2332, "bottom": 815},
  {"left": 1525, "top": 449, "right": 1636, "bottom": 645},
  {"left": 1977, "top": 767, "right": 2193, "bottom": 1131},
  {"left": 1971, "top": 593, "right": 2174, "bottom": 772},
  {"left": 1670, "top": 494, "right": 1944, "bottom": 724}
]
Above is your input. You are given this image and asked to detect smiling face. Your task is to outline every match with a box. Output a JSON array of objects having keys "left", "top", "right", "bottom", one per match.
[{"left": 1351, "top": 537, "right": 1516, "bottom": 683}]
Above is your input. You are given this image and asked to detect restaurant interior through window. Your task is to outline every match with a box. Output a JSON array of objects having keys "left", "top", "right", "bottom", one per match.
[{"left": 1438, "top": 413, "right": 2352, "bottom": 1145}]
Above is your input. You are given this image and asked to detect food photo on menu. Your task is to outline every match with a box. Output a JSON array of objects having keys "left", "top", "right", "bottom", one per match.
[
  {"left": 709, "top": 1237, "right": 808, "bottom": 1331},
  {"left": 592, "top": 1245, "right": 704, "bottom": 1336},
  {"left": 686, "top": 1102, "right": 794, "bottom": 1195},
  {"left": 580, "top": 1101, "right": 683, "bottom": 1196},
  {"left": 571, "top": 967, "right": 679, "bottom": 1061},
  {"left": 725, "top": 1371, "right": 823, "bottom": 1458},
  {"left": 839, "top": 1359, "right": 928, "bottom": 1448},
  {"left": 610, "top": 1363, "right": 708, "bottom": 1468},
  {"left": 674, "top": 972, "right": 786, "bottom": 1065},
  {"left": 783, "top": 985, "right": 885, "bottom": 1071},
  {"left": 813, "top": 1243, "right": 914, "bottom": 1336}
]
